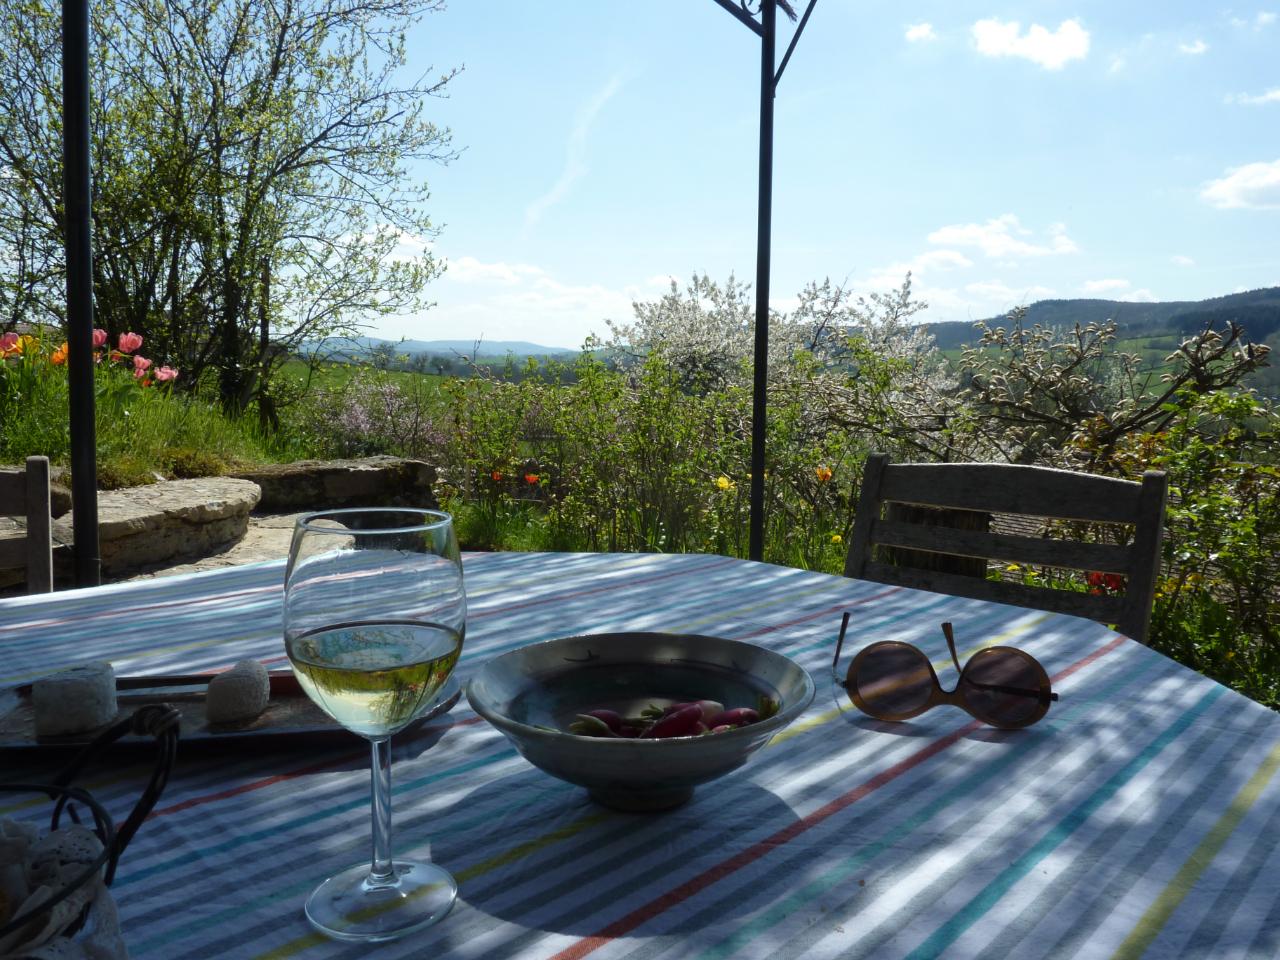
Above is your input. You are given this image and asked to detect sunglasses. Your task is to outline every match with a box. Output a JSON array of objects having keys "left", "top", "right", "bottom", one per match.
[{"left": 831, "top": 614, "right": 1059, "bottom": 730}]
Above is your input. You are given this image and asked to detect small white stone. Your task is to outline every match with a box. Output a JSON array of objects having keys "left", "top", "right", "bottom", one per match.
[
  {"left": 31, "top": 664, "right": 116, "bottom": 737},
  {"left": 205, "top": 660, "right": 270, "bottom": 723}
]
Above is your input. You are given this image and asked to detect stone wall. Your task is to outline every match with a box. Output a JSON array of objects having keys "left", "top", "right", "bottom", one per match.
[{"left": 230, "top": 456, "right": 437, "bottom": 512}]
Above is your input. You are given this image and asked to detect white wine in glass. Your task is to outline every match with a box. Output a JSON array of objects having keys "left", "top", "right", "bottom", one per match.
[{"left": 284, "top": 508, "right": 465, "bottom": 943}]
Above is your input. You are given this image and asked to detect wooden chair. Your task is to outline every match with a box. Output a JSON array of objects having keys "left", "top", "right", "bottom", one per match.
[
  {"left": 0, "top": 456, "right": 54, "bottom": 593},
  {"left": 845, "top": 453, "right": 1168, "bottom": 644}
]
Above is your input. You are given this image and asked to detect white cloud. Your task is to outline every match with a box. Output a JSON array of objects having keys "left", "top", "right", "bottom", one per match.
[
  {"left": 905, "top": 22, "right": 936, "bottom": 43},
  {"left": 364, "top": 228, "right": 431, "bottom": 265},
  {"left": 1172, "top": 254, "right": 1196, "bottom": 267},
  {"left": 524, "top": 73, "right": 625, "bottom": 230},
  {"left": 1082, "top": 278, "right": 1130, "bottom": 294},
  {"left": 915, "top": 250, "right": 974, "bottom": 270},
  {"left": 963, "top": 280, "right": 1056, "bottom": 303},
  {"left": 1226, "top": 88, "right": 1280, "bottom": 105},
  {"left": 971, "top": 18, "right": 1090, "bottom": 70},
  {"left": 1109, "top": 55, "right": 1127, "bottom": 74},
  {"left": 927, "top": 214, "right": 1078, "bottom": 260},
  {"left": 1231, "top": 11, "right": 1276, "bottom": 29},
  {"left": 1202, "top": 159, "right": 1280, "bottom": 209},
  {"left": 1178, "top": 39, "right": 1208, "bottom": 55},
  {"left": 862, "top": 249, "right": 973, "bottom": 291},
  {"left": 1117, "top": 288, "right": 1157, "bottom": 302},
  {"left": 445, "top": 256, "right": 543, "bottom": 285},
  {"left": 376, "top": 254, "right": 653, "bottom": 348}
]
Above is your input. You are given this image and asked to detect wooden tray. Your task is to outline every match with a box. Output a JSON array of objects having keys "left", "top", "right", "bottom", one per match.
[{"left": 0, "top": 671, "right": 462, "bottom": 751}]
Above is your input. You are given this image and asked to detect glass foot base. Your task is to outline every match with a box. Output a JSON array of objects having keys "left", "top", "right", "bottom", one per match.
[{"left": 303, "top": 860, "right": 457, "bottom": 943}]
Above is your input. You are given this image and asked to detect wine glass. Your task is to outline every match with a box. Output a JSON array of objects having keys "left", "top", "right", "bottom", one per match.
[{"left": 283, "top": 507, "right": 465, "bottom": 943}]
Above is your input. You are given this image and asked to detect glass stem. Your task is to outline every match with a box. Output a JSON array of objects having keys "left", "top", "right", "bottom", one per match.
[{"left": 369, "top": 736, "right": 395, "bottom": 884}]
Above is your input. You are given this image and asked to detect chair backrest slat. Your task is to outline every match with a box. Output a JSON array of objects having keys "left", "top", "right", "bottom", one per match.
[
  {"left": 0, "top": 456, "right": 54, "bottom": 593},
  {"left": 861, "top": 560, "right": 1130, "bottom": 624},
  {"left": 0, "top": 537, "right": 27, "bottom": 570},
  {"left": 0, "top": 470, "right": 25, "bottom": 503},
  {"left": 847, "top": 453, "right": 1168, "bottom": 644},
  {"left": 879, "top": 462, "right": 1145, "bottom": 522},
  {"left": 871, "top": 519, "right": 1134, "bottom": 574}
]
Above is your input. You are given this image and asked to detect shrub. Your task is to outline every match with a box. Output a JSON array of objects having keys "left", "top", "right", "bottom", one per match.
[{"left": 289, "top": 370, "right": 447, "bottom": 460}]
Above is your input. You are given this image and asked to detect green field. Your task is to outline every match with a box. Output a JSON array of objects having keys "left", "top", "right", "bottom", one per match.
[{"left": 278, "top": 359, "right": 445, "bottom": 391}]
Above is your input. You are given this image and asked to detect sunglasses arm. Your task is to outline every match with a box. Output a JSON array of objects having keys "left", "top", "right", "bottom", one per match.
[
  {"left": 941, "top": 622, "right": 963, "bottom": 674},
  {"left": 943, "top": 623, "right": 1058, "bottom": 706},
  {"left": 831, "top": 612, "right": 851, "bottom": 687},
  {"left": 966, "top": 678, "right": 1060, "bottom": 705}
]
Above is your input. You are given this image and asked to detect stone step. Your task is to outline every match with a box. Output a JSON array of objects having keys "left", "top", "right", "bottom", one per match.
[{"left": 54, "top": 477, "right": 261, "bottom": 578}]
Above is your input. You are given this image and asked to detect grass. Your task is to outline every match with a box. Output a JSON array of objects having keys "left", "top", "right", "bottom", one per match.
[
  {"left": 94, "top": 389, "right": 291, "bottom": 487},
  {"left": 1, "top": 356, "right": 297, "bottom": 488}
]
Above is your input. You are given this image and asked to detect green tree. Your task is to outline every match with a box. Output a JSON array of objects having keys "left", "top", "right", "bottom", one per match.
[{"left": 0, "top": 0, "right": 456, "bottom": 422}]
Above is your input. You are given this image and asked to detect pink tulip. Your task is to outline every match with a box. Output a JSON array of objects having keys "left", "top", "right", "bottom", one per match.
[
  {"left": 154, "top": 365, "right": 179, "bottom": 382},
  {"left": 132, "top": 355, "right": 152, "bottom": 378},
  {"left": 92, "top": 328, "right": 108, "bottom": 348},
  {"left": 118, "top": 332, "right": 143, "bottom": 354}
]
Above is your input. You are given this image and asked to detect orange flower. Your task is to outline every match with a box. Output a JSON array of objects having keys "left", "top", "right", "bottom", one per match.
[
  {"left": 50, "top": 342, "right": 69, "bottom": 365},
  {"left": 815, "top": 465, "right": 833, "bottom": 483},
  {"left": 524, "top": 473, "right": 539, "bottom": 485},
  {"left": 491, "top": 470, "right": 503, "bottom": 482}
]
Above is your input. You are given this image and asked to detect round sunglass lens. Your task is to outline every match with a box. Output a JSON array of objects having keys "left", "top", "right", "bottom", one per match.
[
  {"left": 848, "top": 644, "right": 935, "bottom": 719},
  {"left": 961, "top": 649, "right": 1050, "bottom": 728}
]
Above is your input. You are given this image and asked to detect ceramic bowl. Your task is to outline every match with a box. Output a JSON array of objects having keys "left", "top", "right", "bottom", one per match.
[{"left": 466, "top": 632, "right": 815, "bottom": 811}]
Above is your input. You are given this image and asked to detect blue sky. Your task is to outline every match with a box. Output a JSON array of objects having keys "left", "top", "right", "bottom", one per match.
[{"left": 379, "top": 2, "right": 1280, "bottom": 349}]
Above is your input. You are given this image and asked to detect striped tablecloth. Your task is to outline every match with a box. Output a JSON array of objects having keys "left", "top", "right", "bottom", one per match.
[{"left": 3, "top": 552, "right": 1279, "bottom": 960}]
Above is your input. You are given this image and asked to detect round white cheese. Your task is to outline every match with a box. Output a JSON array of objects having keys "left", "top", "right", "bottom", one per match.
[
  {"left": 31, "top": 662, "right": 117, "bottom": 737},
  {"left": 206, "top": 659, "right": 270, "bottom": 724}
]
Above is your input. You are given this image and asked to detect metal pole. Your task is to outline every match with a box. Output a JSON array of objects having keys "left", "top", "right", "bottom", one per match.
[
  {"left": 748, "top": 0, "right": 775, "bottom": 562},
  {"left": 62, "top": 0, "right": 101, "bottom": 587}
]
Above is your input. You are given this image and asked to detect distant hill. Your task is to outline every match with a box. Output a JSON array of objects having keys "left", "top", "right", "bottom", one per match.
[
  {"left": 310, "top": 336, "right": 577, "bottom": 360},
  {"left": 396, "top": 338, "right": 577, "bottom": 358},
  {"left": 921, "top": 287, "right": 1280, "bottom": 351}
]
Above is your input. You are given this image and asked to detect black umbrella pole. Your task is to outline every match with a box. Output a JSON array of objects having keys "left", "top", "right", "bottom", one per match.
[
  {"left": 63, "top": 0, "right": 101, "bottom": 587},
  {"left": 748, "top": 0, "right": 775, "bottom": 563}
]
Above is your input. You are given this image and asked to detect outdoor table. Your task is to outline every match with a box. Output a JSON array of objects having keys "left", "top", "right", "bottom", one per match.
[{"left": 2, "top": 551, "right": 1279, "bottom": 959}]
